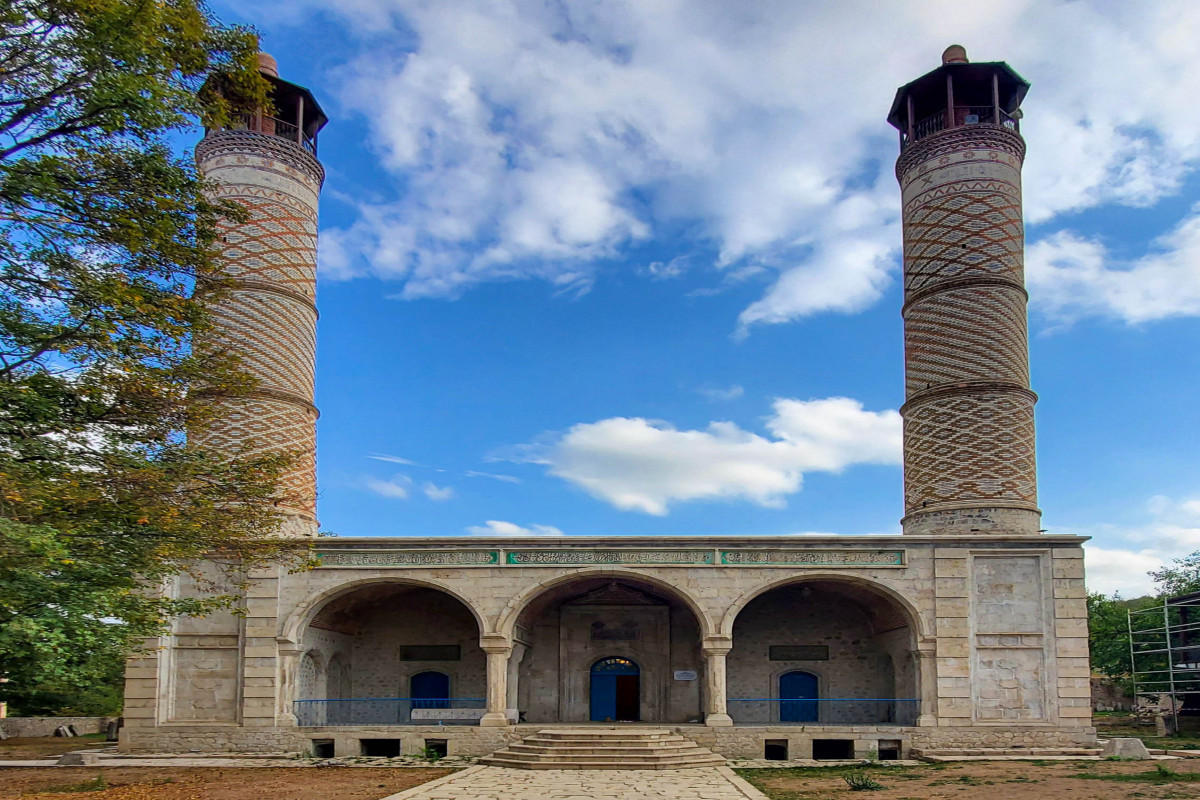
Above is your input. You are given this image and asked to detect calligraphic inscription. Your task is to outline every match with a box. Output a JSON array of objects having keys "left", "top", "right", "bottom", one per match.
[
  {"left": 506, "top": 550, "right": 713, "bottom": 565},
  {"left": 721, "top": 549, "right": 904, "bottom": 567},
  {"left": 770, "top": 645, "right": 830, "bottom": 661},
  {"left": 316, "top": 550, "right": 499, "bottom": 567}
]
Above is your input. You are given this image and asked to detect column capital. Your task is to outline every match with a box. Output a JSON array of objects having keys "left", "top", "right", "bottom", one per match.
[
  {"left": 702, "top": 635, "right": 732, "bottom": 655},
  {"left": 479, "top": 634, "right": 511, "bottom": 654}
]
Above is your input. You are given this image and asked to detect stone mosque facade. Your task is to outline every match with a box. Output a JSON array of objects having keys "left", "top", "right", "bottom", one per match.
[{"left": 120, "top": 47, "right": 1096, "bottom": 759}]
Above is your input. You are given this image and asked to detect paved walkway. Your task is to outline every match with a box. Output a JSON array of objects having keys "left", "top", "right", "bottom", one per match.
[{"left": 381, "top": 764, "right": 767, "bottom": 800}]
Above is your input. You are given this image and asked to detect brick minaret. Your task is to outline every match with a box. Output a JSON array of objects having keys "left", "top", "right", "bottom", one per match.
[
  {"left": 889, "top": 46, "right": 1039, "bottom": 536},
  {"left": 193, "top": 54, "right": 327, "bottom": 538}
]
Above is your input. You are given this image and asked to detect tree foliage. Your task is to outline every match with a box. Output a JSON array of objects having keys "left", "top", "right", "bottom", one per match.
[{"left": 0, "top": 0, "right": 299, "bottom": 714}]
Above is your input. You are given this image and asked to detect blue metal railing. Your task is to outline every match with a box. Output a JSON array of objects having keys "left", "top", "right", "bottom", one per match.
[
  {"left": 728, "top": 697, "right": 920, "bottom": 726},
  {"left": 294, "top": 697, "right": 486, "bottom": 726}
]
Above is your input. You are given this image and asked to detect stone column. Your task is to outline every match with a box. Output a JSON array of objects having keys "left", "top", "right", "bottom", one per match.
[
  {"left": 480, "top": 635, "right": 511, "bottom": 727},
  {"left": 703, "top": 638, "right": 733, "bottom": 727},
  {"left": 915, "top": 648, "right": 937, "bottom": 726}
]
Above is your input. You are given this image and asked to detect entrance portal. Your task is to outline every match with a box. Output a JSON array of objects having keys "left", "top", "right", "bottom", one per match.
[
  {"left": 779, "top": 670, "right": 819, "bottom": 722},
  {"left": 590, "top": 657, "right": 640, "bottom": 722}
]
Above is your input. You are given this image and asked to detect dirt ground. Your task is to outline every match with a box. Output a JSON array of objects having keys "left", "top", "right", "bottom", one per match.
[
  {"left": 0, "top": 736, "right": 114, "bottom": 759},
  {"left": 738, "top": 758, "right": 1200, "bottom": 799},
  {"left": 0, "top": 767, "right": 451, "bottom": 800}
]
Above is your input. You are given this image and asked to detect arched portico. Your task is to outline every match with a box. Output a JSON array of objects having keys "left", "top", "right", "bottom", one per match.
[
  {"left": 504, "top": 572, "right": 709, "bottom": 724},
  {"left": 724, "top": 575, "right": 925, "bottom": 726},
  {"left": 292, "top": 579, "right": 489, "bottom": 727}
]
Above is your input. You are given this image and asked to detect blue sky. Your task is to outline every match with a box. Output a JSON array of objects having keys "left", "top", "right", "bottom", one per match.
[{"left": 210, "top": 0, "right": 1200, "bottom": 596}]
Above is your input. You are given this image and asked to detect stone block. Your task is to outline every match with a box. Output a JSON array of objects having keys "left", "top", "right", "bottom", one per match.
[
  {"left": 937, "top": 597, "right": 969, "bottom": 618},
  {"left": 936, "top": 617, "right": 969, "bottom": 637},
  {"left": 1055, "top": 618, "right": 1089, "bottom": 638},
  {"left": 1055, "top": 599, "right": 1088, "bottom": 618},
  {"left": 1056, "top": 657, "right": 1091, "bottom": 678},
  {"left": 937, "top": 677, "right": 970, "bottom": 697},
  {"left": 935, "top": 559, "right": 969, "bottom": 578},
  {"left": 937, "top": 698, "right": 973, "bottom": 718},
  {"left": 1102, "top": 738, "right": 1149, "bottom": 759},
  {"left": 1056, "top": 638, "right": 1089, "bottom": 658},
  {"left": 1052, "top": 559, "right": 1084, "bottom": 579},
  {"left": 938, "top": 638, "right": 970, "bottom": 658},
  {"left": 935, "top": 577, "right": 969, "bottom": 597},
  {"left": 1053, "top": 578, "right": 1086, "bottom": 599},
  {"left": 1052, "top": 548, "right": 1084, "bottom": 559},
  {"left": 937, "top": 656, "right": 970, "bottom": 677}
]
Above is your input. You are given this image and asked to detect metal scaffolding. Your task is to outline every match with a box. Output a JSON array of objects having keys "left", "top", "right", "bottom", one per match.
[{"left": 1128, "top": 591, "right": 1200, "bottom": 731}]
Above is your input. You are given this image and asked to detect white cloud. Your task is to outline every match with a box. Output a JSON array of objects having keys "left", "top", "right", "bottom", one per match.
[
  {"left": 266, "top": 0, "right": 1200, "bottom": 329},
  {"left": 423, "top": 482, "right": 454, "bottom": 501},
  {"left": 369, "top": 453, "right": 419, "bottom": 466},
  {"left": 466, "top": 520, "right": 564, "bottom": 537},
  {"left": 465, "top": 470, "right": 522, "bottom": 484},
  {"left": 365, "top": 474, "right": 412, "bottom": 499},
  {"left": 1079, "top": 495, "right": 1200, "bottom": 596},
  {"left": 1027, "top": 205, "right": 1200, "bottom": 324},
  {"left": 697, "top": 384, "right": 744, "bottom": 402},
  {"left": 512, "top": 397, "right": 900, "bottom": 515}
]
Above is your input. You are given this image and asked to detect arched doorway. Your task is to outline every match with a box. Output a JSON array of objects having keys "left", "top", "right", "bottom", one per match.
[
  {"left": 590, "top": 657, "right": 640, "bottom": 722},
  {"left": 411, "top": 671, "right": 450, "bottom": 710},
  {"left": 779, "top": 670, "right": 819, "bottom": 722}
]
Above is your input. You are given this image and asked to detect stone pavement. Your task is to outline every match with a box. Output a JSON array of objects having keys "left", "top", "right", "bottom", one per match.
[{"left": 380, "top": 764, "right": 767, "bottom": 800}]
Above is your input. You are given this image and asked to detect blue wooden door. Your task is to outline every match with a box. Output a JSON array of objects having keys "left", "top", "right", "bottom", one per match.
[
  {"left": 410, "top": 671, "right": 450, "bottom": 710},
  {"left": 779, "top": 671, "right": 818, "bottom": 722},
  {"left": 590, "top": 658, "right": 639, "bottom": 722}
]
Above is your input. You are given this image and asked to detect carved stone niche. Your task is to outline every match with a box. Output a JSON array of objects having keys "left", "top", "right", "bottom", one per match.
[{"left": 557, "top": 583, "right": 671, "bottom": 722}]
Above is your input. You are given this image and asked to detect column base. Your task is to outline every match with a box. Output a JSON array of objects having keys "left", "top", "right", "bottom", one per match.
[
  {"left": 479, "top": 712, "right": 511, "bottom": 727},
  {"left": 916, "top": 714, "right": 936, "bottom": 727},
  {"left": 705, "top": 713, "right": 734, "bottom": 727}
]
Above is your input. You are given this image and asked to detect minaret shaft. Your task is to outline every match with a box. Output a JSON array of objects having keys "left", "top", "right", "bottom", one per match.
[
  {"left": 193, "top": 58, "right": 325, "bottom": 538},
  {"left": 892, "top": 50, "right": 1040, "bottom": 536}
]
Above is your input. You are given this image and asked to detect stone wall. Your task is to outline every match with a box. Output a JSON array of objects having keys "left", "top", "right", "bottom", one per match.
[{"left": 0, "top": 717, "right": 113, "bottom": 738}]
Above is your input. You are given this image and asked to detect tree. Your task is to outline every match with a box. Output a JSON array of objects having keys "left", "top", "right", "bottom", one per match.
[
  {"left": 0, "top": 0, "right": 300, "bottom": 715},
  {"left": 1150, "top": 553, "right": 1200, "bottom": 598}
]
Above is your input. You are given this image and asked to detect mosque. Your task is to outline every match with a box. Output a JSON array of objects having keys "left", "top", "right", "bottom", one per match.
[{"left": 120, "top": 45, "right": 1096, "bottom": 762}]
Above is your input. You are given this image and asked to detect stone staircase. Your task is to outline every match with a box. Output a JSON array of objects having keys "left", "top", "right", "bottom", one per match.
[{"left": 480, "top": 728, "right": 726, "bottom": 770}]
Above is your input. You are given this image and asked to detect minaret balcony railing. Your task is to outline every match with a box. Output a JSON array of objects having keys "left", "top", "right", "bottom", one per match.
[
  {"left": 900, "top": 106, "right": 1019, "bottom": 151},
  {"left": 228, "top": 112, "right": 317, "bottom": 155}
]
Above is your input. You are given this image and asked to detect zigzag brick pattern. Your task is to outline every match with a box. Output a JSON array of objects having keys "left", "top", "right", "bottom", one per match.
[
  {"left": 193, "top": 130, "right": 322, "bottom": 532},
  {"left": 902, "top": 186, "right": 1024, "bottom": 295},
  {"left": 904, "top": 286, "right": 1029, "bottom": 394},
  {"left": 897, "top": 125, "right": 1038, "bottom": 533},
  {"left": 903, "top": 391, "right": 1037, "bottom": 511},
  {"left": 193, "top": 398, "right": 318, "bottom": 515}
]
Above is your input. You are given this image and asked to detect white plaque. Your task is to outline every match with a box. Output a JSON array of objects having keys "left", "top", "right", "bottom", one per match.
[{"left": 673, "top": 670, "right": 697, "bottom": 681}]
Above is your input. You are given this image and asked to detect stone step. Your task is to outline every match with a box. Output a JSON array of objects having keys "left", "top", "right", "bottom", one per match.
[
  {"left": 514, "top": 737, "right": 696, "bottom": 750},
  {"left": 494, "top": 749, "right": 721, "bottom": 763},
  {"left": 483, "top": 728, "right": 725, "bottom": 770},
  {"left": 508, "top": 742, "right": 702, "bottom": 755},
  {"left": 480, "top": 755, "right": 727, "bottom": 770}
]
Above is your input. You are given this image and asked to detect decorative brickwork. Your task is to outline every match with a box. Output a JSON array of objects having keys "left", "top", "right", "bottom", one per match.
[
  {"left": 897, "top": 124, "right": 1039, "bottom": 534},
  {"left": 193, "top": 129, "right": 323, "bottom": 533}
]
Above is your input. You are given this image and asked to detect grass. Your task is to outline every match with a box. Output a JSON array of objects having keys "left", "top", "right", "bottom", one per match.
[
  {"left": 40, "top": 775, "right": 108, "bottom": 793},
  {"left": 1072, "top": 763, "right": 1200, "bottom": 784}
]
